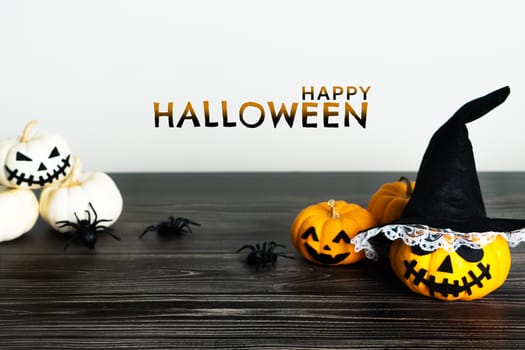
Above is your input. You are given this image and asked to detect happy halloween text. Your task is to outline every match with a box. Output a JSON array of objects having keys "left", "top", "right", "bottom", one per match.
[{"left": 153, "top": 86, "right": 370, "bottom": 129}]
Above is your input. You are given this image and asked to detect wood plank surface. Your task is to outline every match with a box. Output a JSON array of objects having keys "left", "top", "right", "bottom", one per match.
[{"left": 1, "top": 173, "right": 525, "bottom": 349}]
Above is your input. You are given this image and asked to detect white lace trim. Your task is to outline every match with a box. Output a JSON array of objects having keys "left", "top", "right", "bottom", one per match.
[{"left": 351, "top": 224, "right": 525, "bottom": 261}]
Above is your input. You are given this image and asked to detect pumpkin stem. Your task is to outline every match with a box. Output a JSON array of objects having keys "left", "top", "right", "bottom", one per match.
[
  {"left": 21, "top": 120, "right": 39, "bottom": 142},
  {"left": 327, "top": 199, "right": 340, "bottom": 218},
  {"left": 63, "top": 156, "right": 83, "bottom": 187},
  {"left": 398, "top": 176, "right": 413, "bottom": 198}
]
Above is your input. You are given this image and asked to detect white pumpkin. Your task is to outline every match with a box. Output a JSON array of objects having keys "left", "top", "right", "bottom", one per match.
[
  {"left": 0, "top": 120, "right": 72, "bottom": 189},
  {"left": 0, "top": 185, "right": 39, "bottom": 242},
  {"left": 39, "top": 156, "right": 123, "bottom": 232}
]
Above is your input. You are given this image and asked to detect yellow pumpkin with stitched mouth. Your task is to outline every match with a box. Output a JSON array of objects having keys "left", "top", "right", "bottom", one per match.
[
  {"left": 291, "top": 199, "right": 377, "bottom": 266},
  {"left": 389, "top": 236, "right": 511, "bottom": 301}
]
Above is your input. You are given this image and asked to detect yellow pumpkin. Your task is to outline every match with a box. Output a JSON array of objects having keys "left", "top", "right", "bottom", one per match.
[
  {"left": 291, "top": 199, "right": 377, "bottom": 265},
  {"left": 367, "top": 177, "right": 415, "bottom": 224},
  {"left": 389, "top": 236, "right": 511, "bottom": 301}
]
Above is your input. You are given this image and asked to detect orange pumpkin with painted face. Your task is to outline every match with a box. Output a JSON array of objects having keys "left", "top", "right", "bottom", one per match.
[{"left": 291, "top": 199, "right": 377, "bottom": 265}]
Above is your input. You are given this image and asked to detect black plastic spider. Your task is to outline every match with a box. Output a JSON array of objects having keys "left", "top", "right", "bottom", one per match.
[
  {"left": 56, "top": 202, "right": 120, "bottom": 250},
  {"left": 237, "top": 241, "right": 295, "bottom": 270},
  {"left": 139, "top": 216, "right": 201, "bottom": 238}
]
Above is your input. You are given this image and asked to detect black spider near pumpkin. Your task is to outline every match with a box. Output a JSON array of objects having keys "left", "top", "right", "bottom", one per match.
[
  {"left": 0, "top": 120, "right": 72, "bottom": 189},
  {"left": 139, "top": 216, "right": 200, "bottom": 238},
  {"left": 56, "top": 202, "right": 121, "bottom": 250},
  {"left": 352, "top": 86, "right": 525, "bottom": 301},
  {"left": 237, "top": 241, "right": 295, "bottom": 270}
]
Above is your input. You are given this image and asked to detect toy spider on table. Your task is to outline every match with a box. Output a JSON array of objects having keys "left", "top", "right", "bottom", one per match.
[
  {"left": 139, "top": 216, "right": 201, "bottom": 238},
  {"left": 56, "top": 202, "right": 121, "bottom": 250},
  {"left": 237, "top": 241, "right": 295, "bottom": 270}
]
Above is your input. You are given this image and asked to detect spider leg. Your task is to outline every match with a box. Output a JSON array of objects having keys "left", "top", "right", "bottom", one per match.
[
  {"left": 276, "top": 253, "right": 296, "bottom": 260},
  {"left": 268, "top": 242, "right": 286, "bottom": 254},
  {"left": 269, "top": 241, "right": 286, "bottom": 248},
  {"left": 173, "top": 218, "right": 200, "bottom": 232},
  {"left": 85, "top": 209, "right": 92, "bottom": 224},
  {"left": 93, "top": 218, "right": 112, "bottom": 226},
  {"left": 74, "top": 212, "right": 81, "bottom": 224},
  {"left": 88, "top": 202, "right": 98, "bottom": 222},
  {"left": 181, "top": 223, "right": 193, "bottom": 234},
  {"left": 100, "top": 229, "right": 121, "bottom": 241},
  {"left": 139, "top": 225, "right": 158, "bottom": 239},
  {"left": 262, "top": 242, "right": 269, "bottom": 261},
  {"left": 56, "top": 221, "right": 82, "bottom": 231},
  {"left": 96, "top": 225, "right": 114, "bottom": 232},
  {"left": 173, "top": 218, "right": 185, "bottom": 227},
  {"left": 237, "top": 245, "right": 255, "bottom": 253},
  {"left": 269, "top": 241, "right": 295, "bottom": 260}
]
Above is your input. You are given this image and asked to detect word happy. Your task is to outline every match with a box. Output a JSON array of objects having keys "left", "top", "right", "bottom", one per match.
[{"left": 154, "top": 85, "right": 370, "bottom": 129}]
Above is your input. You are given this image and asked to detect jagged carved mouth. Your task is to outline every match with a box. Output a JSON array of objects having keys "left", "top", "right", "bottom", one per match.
[
  {"left": 403, "top": 259, "right": 492, "bottom": 298},
  {"left": 5, "top": 155, "right": 71, "bottom": 187},
  {"left": 304, "top": 242, "right": 350, "bottom": 265}
]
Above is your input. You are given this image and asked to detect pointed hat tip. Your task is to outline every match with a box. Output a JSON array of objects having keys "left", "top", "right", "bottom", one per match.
[
  {"left": 451, "top": 85, "right": 511, "bottom": 124},
  {"left": 495, "top": 85, "right": 510, "bottom": 100}
]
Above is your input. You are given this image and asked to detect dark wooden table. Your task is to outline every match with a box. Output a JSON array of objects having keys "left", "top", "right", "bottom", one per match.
[{"left": 1, "top": 173, "right": 525, "bottom": 349}]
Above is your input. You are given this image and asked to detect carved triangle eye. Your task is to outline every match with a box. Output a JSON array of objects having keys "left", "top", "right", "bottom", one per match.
[
  {"left": 332, "top": 231, "right": 350, "bottom": 243},
  {"left": 301, "top": 227, "right": 319, "bottom": 242},
  {"left": 16, "top": 151, "right": 32, "bottom": 161},
  {"left": 49, "top": 147, "right": 60, "bottom": 158}
]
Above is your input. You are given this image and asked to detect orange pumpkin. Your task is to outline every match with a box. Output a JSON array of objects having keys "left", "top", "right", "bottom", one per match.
[
  {"left": 389, "top": 236, "right": 511, "bottom": 301},
  {"left": 291, "top": 199, "right": 377, "bottom": 265},
  {"left": 367, "top": 177, "right": 415, "bottom": 224}
]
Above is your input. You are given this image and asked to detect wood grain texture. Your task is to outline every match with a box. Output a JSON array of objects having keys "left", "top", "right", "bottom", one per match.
[{"left": 1, "top": 173, "right": 525, "bottom": 349}]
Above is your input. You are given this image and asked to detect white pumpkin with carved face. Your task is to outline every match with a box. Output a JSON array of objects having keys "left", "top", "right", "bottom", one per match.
[{"left": 0, "top": 120, "right": 72, "bottom": 189}]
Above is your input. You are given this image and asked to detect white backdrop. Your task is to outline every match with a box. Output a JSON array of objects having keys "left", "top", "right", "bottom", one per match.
[{"left": 1, "top": 0, "right": 524, "bottom": 172}]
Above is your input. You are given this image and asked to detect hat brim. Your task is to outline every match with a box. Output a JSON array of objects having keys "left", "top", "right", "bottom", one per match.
[
  {"left": 352, "top": 219, "right": 525, "bottom": 261},
  {"left": 389, "top": 216, "right": 525, "bottom": 233}
]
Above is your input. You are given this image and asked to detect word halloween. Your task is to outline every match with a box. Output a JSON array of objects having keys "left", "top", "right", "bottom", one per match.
[{"left": 154, "top": 85, "right": 370, "bottom": 129}]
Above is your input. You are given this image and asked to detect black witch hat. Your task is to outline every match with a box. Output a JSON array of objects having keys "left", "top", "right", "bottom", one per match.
[{"left": 352, "top": 86, "right": 525, "bottom": 259}]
